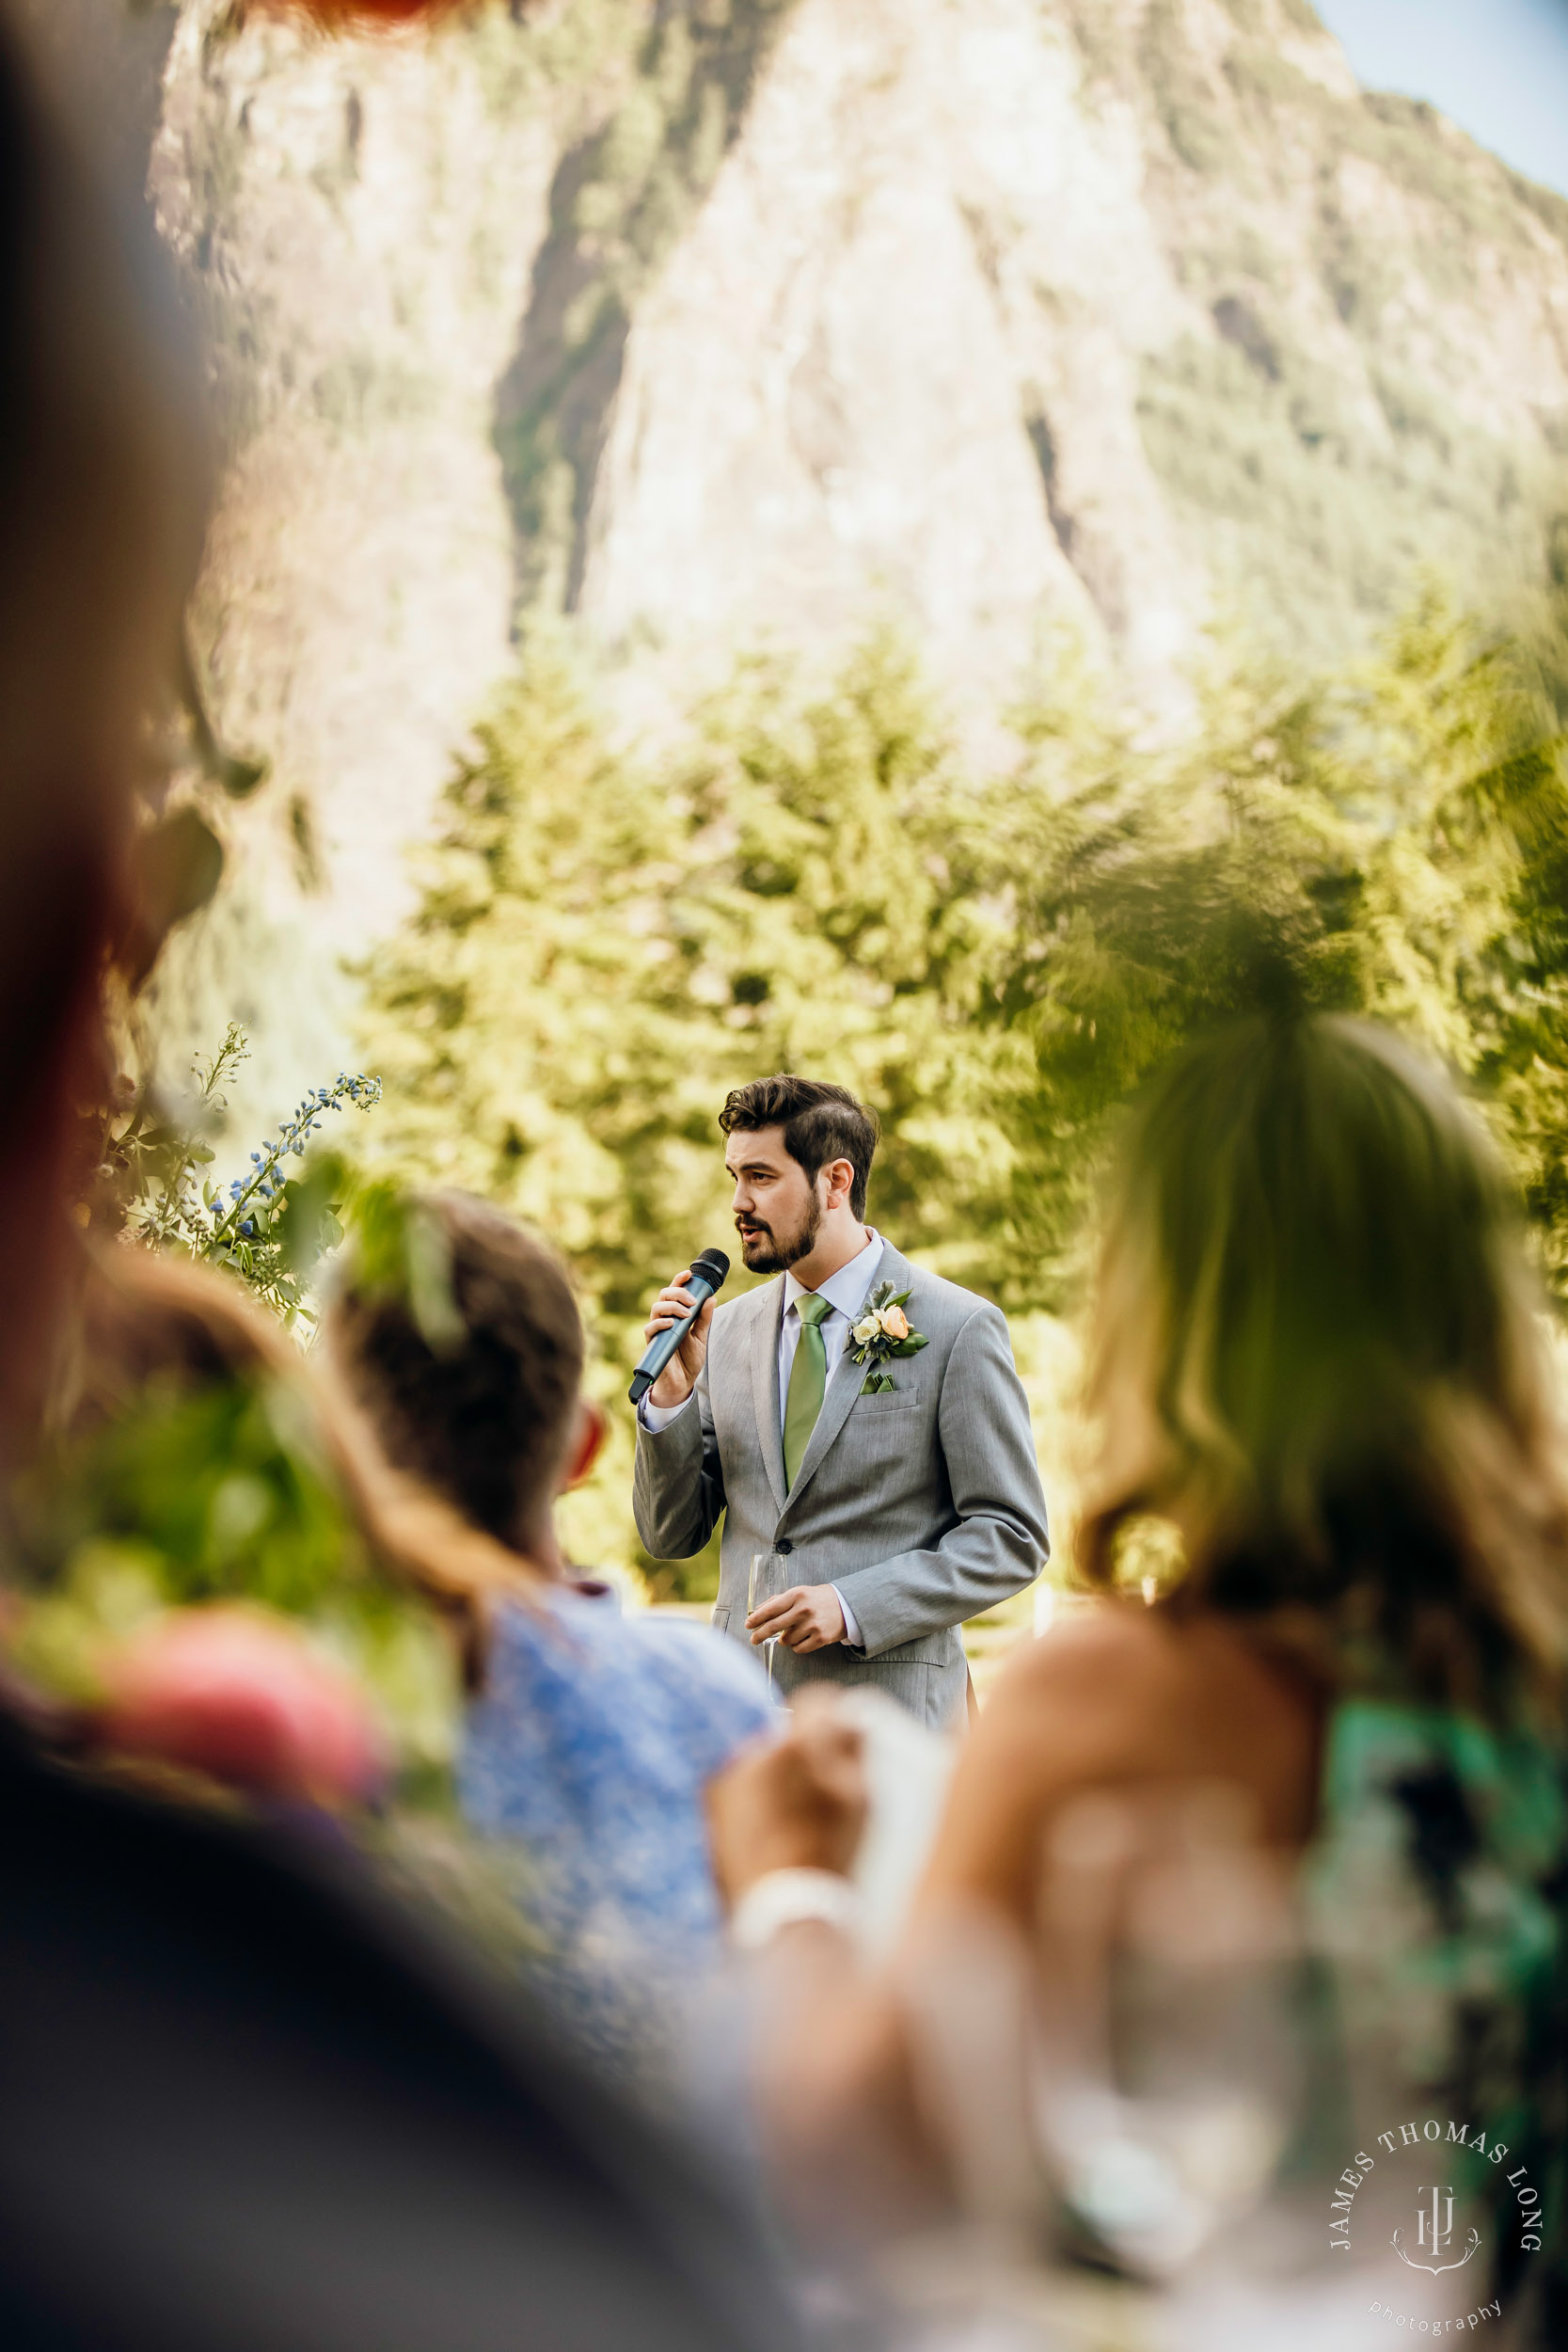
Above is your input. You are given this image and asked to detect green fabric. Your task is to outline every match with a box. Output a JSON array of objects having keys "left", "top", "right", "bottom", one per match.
[
  {"left": 1301, "top": 1694, "right": 1568, "bottom": 2322},
  {"left": 783, "top": 1294, "right": 833, "bottom": 1492},
  {"left": 1305, "top": 1699, "right": 1568, "bottom": 2058}
]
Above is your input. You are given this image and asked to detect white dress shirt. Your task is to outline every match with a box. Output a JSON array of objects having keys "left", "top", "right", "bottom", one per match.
[{"left": 640, "top": 1228, "right": 885, "bottom": 1649}]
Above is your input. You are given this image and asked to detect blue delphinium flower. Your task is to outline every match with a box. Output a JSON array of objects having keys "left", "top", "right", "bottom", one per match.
[{"left": 209, "top": 1065, "right": 381, "bottom": 1256}]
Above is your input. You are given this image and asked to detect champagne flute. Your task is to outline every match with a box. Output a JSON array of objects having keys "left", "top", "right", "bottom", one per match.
[{"left": 748, "top": 1549, "right": 790, "bottom": 1692}]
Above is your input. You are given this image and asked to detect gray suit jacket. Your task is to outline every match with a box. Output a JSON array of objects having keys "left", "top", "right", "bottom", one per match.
[{"left": 632, "top": 1243, "right": 1050, "bottom": 1727}]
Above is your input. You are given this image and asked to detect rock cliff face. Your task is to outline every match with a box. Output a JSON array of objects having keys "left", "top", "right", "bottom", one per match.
[
  {"left": 142, "top": 7, "right": 562, "bottom": 1120},
  {"left": 578, "top": 0, "right": 1568, "bottom": 691},
  {"left": 64, "top": 0, "right": 1568, "bottom": 1120}
]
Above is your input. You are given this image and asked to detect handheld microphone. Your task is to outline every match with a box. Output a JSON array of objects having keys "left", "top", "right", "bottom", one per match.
[{"left": 627, "top": 1248, "right": 731, "bottom": 1407}]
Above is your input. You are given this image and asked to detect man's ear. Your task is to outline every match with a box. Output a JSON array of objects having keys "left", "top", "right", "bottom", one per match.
[
  {"left": 559, "top": 1397, "right": 608, "bottom": 1494},
  {"left": 825, "top": 1155, "right": 857, "bottom": 1214}
]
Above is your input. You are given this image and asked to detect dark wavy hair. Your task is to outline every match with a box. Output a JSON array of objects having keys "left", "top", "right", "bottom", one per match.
[
  {"left": 719, "top": 1076, "right": 879, "bottom": 1219},
  {"left": 1080, "top": 1015, "right": 1568, "bottom": 1715},
  {"left": 327, "top": 1193, "right": 584, "bottom": 1556}
]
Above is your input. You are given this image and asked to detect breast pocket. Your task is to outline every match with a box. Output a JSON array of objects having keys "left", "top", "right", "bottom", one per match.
[{"left": 851, "top": 1388, "right": 925, "bottom": 1419}]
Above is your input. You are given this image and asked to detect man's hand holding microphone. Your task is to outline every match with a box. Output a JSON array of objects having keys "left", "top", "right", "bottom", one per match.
[{"left": 638, "top": 1266, "right": 719, "bottom": 1411}]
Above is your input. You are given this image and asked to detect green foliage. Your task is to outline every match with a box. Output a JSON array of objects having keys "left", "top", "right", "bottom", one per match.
[
  {"left": 362, "top": 601, "right": 1568, "bottom": 1591},
  {"left": 363, "top": 628, "right": 1024, "bottom": 1324},
  {"left": 341, "top": 1179, "right": 469, "bottom": 1355},
  {"left": 43, "top": 1028, "right": 457, "bottom": 1773},
  {"left": 8, "top": 1367, "right": 458, "bottom": 1782},
  {"left": 16, "top": 1379, "right": 356, "bottom": 1632},
  {"left": 104, "top": 1023, "right": 382, "bottom": 1328},
  {"left": 995, "top": 593, "right": 1568, "bottom": 1279}
]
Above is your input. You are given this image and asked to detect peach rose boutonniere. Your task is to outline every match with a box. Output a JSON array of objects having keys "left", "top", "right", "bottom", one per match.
[{"left": 849, "top": 1280, "right": 929, "bottom": 1394}]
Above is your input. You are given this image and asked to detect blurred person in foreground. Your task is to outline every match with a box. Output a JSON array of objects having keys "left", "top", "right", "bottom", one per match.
[
  {"left": 0, "top": 12, "right": 795, "bottom": 2348},
  {"left": 710, "top": 1014, "right": 1568, "bottom": 2335},
  {"left": 8, "top": 1243, "right": 396, "bottom": 1803},
  {"left": 323, "top": 1188, "right": 778, "bottom": 2092}
]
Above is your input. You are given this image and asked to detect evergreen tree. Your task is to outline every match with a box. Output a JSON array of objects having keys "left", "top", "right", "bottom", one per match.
[
  {"left": 364, "top": 630, "right": 1023, "bottom": 1348},
  {"left": 998, "top": 592, "right": 1568, "bottom": 1283}
]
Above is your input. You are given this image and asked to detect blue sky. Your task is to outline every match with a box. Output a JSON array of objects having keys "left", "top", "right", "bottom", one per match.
[{"left": 1311, "top": 0, "right": 1568, "bottom": 195}]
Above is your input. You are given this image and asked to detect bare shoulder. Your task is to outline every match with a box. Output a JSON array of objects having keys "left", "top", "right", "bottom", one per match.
[
  {"left": 993, "top": 1599, "right": 1184, "bottom": 1704},
  {"left": 975, "top": 1602, "right": 1199, "bottom": 1778},
  {"left": 992, "top": 1599, "right": 1308, "bottom": 1742},
  {"left": 923, "top": 1601, "right": 1321, "bottom": 1924},
  {"left": 916, "top": 1606, "right": 1180, "bottom": 1915}
]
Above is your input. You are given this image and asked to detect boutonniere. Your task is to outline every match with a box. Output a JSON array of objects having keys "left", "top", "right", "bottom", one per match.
[{"left": 849, "top": 1280, "right": 929, "bottom": 1393}]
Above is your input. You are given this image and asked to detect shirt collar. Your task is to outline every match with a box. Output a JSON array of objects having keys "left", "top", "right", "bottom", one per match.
[{"left": 784, "top": 1228, "right": 884, "bottom": 1324}]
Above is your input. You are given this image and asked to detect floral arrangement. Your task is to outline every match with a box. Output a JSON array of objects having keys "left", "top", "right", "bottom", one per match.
[{"left": 849, "top": 1280, "right": 928, "bottom": 1394}]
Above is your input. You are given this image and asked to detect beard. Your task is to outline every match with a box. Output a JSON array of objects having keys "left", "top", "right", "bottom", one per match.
[{"left": 736, "top": 1192, "right": 821, "bottom": 1275}]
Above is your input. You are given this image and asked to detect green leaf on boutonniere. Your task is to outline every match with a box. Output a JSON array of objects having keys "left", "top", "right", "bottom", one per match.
[
  {"left": 889, "top": 1335, "right": 928, "bottom": 1356},
  {"left": 886, "top": 1289, "right": 912, "bottom": 1307}
]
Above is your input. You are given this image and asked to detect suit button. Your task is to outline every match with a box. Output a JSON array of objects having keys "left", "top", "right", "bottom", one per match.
[{"left": 776, "top": 1539, "right": 793, "bottom": 1555}]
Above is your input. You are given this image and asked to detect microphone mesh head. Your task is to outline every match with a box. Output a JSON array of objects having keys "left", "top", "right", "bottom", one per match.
[{"left": 690, "top": 1248, "right": 730, "bottom": 1288}]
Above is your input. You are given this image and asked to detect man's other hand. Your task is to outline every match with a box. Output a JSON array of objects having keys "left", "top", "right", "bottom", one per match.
[
  {"left": 747, "top": 1582, "right": 846, "bottom": 1654},
  {"left": 641, "top": 1270, "right": 715, "bottom": 1410}
]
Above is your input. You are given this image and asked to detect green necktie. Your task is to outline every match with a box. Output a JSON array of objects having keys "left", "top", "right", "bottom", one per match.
[{"left": 783, "top": 1292, "right": 833, "bottom": 1492}]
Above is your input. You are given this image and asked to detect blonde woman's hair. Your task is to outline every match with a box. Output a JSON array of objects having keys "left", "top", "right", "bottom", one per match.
[{"left": 1080, "top": 1015, "right": 1568, "bottom": 1714}]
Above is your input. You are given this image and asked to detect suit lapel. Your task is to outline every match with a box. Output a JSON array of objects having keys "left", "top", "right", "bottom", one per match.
[
  {"left": 750, "top": 1279, "right": 787, "bottom": 1514},
  {"left": 780, "top": 1242, "right": 915, "bottom": 1517}
]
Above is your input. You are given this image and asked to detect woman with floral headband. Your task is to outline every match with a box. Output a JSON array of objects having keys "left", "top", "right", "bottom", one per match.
[{"left": 323, "top": 1187, "right": 780, "bottom": 2091}]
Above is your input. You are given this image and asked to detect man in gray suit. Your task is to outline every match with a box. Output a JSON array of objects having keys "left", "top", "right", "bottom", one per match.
[{"left": 633, "top": 1077, "right": 1050, "bottom": 1727}]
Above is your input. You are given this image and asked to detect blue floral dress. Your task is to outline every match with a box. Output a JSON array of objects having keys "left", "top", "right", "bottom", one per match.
[{"left": 458, "top": 1582, "right": 777, "bottom": 2089}]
